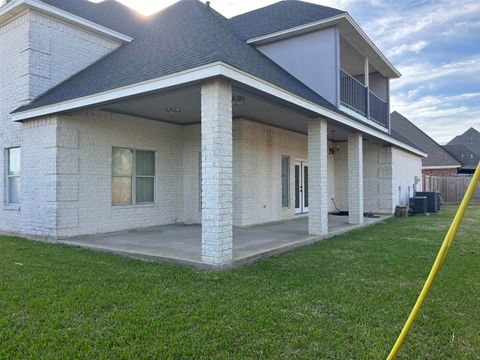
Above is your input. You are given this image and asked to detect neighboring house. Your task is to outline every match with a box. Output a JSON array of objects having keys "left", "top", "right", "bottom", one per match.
[
  {"left": 444, "top": 128, "right": 480, "bottom": 174},
  {"left": 390, "top": 111, "right": 461, "bottom": 176},
  {"left": 448, "top": 127, "right": 480, "bottom": 157},
  {"left": 443, "top": 143, "right": 480, "bottom": 175},
  {"left": 0, "top": 0, "right": 425, "bottom": 266}
]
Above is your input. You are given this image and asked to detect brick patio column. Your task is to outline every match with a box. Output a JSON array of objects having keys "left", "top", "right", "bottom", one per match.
[
  {"left": 348, "top": 132, "right": 364, "bottom": 225},
  {"left": 201, "top": 79, "right": 233, "bottom": 266},
  {"left": 308, "top": 118, "right": 329, "bottom": 236}
]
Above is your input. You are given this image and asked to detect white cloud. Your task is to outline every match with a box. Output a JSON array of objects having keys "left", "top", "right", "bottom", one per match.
[
  {"left": 391, "top": 92, "right": 480, "bottom": 143},
  {"left": 364, "top": 0, "right": 480, "bottom": 47},
  {"left": 391, "top": 55, "right": 480, "bottom": 90},
  {"left": 388, "top": 40, "right": 428, "bottom": 57},
  {"left": 441, "top": 20, "right": 480, "bottom": 37}
]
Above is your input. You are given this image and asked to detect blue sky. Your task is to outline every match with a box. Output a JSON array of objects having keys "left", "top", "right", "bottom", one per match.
[{"left": 104, "top": 0, "right": 480, "bottom": 143}]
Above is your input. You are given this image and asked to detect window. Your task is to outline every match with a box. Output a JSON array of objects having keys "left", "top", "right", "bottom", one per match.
[
  {"left": 281, "top": 155, "right": 290, "bottom": 208},
  {"left": 6, "top": 147, "right": 20, "bottom": 205},
  {"left": 112, "top": 148, "right": 155, "bottom": 205}
]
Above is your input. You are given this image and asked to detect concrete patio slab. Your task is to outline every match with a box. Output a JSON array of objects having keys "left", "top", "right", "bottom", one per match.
[{"left": 59, "top": 214, "right": 390, "bottom": 269}]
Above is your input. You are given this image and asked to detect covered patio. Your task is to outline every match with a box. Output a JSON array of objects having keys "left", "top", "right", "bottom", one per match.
[{"left": 59, "top": 214, "right": 388, "bottom": 269}]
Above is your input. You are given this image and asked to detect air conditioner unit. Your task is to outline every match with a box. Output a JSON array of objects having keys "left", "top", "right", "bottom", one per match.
[
  {"left": 409, "top": 196, "right": 428, "bottom": 214},
  {"left": 415, "top": 192, "right": 439, "bottom": 213}
]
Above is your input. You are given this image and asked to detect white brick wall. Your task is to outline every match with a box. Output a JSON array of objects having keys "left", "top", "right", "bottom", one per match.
[
  {"left": 201, "top": 80, "right": 233, "bottom": 265},
  {"left": 348, "top": 133, "right": 364, "bottom": 224},
  {"left": 26, "top": 11, "right": 120, "bottom": 101},
  {"left": 0, "top": 13, "right": 29, "bottom": 233},
  {"left": 308, "top": 118, "right": 329, "bottom": 235},
  {"left": 0, "top": 9, "right": 121, "bottom": 235},
  {"left": 335, "top": 141, "right": 390, "bottom": 214},
  {"left": 363, "top": 142, "right": 395, "bottom": 213},
  {"left": 56, "top": 110, "right": 184, "bottom": 238},
  {"left": 20, "top": 117, "right": 59, "bottom": 237},
  {"left": 12, "top": 107, "right": 423, "bottom": 239}
]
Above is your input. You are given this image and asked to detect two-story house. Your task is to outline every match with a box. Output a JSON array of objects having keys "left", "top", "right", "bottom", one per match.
[{"left": 0, "top": 0, "right": 425, "bottom": 267}]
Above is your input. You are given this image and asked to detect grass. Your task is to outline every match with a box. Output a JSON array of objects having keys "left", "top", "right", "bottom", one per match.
[{"left": 1, "top": 205, "right": 479, "bottom": 359}]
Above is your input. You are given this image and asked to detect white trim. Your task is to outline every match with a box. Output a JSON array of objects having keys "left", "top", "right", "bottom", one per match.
[
  {"left": 0, "top": 0, "right": 133, "bottom": 43},
  {"left": 422, "top": 165, "right": 461, "bottom": 170},
  {"left": 246, "top": 14, "right": 345, "bottom": 44},
  {"left": 11, "top": 61, "right": 425, "bottom": 157},
  {"left": 246, "top": 13, "right": 401, "bottom": 78}
]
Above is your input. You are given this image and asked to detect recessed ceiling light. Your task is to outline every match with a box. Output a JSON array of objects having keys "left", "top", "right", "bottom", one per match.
[
  {"left": 165, "top": 106, "right": 181, "bottom": 115},
  {"left": 232, "top": 95, "right": 245, "bottom": 106}
]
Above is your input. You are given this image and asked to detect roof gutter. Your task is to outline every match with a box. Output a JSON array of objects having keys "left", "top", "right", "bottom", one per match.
[
  {"left": 0, "top": 0, "right": 133, "bottom": 43},
  {"left": 11, "top": 61, "right": 424, "bottom": 157}
]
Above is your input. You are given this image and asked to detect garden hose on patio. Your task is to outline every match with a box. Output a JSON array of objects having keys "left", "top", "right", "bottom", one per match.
[{"left": 387, "top": 162, "right": 480, "bottom": 360}]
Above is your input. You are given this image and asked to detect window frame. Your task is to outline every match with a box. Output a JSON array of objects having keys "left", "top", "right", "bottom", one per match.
[
  {"left": 281, "top": 155, "right": 290, "bottom": 208},
  {"left": 112, "top": 147, "right": 156, "bottom": 206},
  {"left": 5, "top": 147, "right": 21, "bottom": 206}
]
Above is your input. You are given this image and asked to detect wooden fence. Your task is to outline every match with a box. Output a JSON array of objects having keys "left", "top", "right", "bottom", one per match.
[{"left": 423, "top": 175, "right": 480, "bottom": 204}]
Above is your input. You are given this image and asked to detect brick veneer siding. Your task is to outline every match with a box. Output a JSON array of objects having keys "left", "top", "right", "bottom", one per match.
[
  {"left": 348, "top": 133, "right": 364, "bottom": 224},
  {"left": 308, "top": 118, "right": 329, "bottom": 236},
  {"left": 422, "top": 168, "right": 458, "bottom": 177},
  {"left": 0, "top": 9, "right": 121, "bottom": 236},
  {"left": 11, "top": 106, "right": 423, "bottom": 239},
  {"left": 201, "top": 79, "right": 233, "bottom": 265}
]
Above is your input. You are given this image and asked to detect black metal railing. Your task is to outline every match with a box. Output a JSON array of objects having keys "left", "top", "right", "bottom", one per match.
[
  {"left": 369, "top": 90, "right": 389, "bottom": 127},
  {"left": 339, "top": 69, "right": 389, "bottom": 129},
  {"left": 340, "top": 69, "right": 367, "bottom": 116}
]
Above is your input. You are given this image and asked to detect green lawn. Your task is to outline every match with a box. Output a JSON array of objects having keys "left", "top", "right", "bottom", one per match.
[{"left": 1, "top": 205, "right": 479, "bottom": 359}]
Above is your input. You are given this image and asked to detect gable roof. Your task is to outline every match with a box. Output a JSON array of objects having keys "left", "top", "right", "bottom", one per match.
[
  {"left": 14, "top": 0, "right": 337, "bottom": 114},
  {"left": 443, "top": 144, "right": 480, "bottom": 170},
  {"left": 390, "top": 111, "right": 461, "bottom": 168},
  {"left": 228, "top": 1, "right": 344, "bottom": 41},
  {"left": 447, "top": 127, "right": 480, "bottom": 157}
]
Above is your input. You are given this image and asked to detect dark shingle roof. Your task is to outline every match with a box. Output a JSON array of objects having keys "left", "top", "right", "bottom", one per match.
[
  {"left": 443, "top": 144, "right": 480, "bottom": 169},
  {"left": 390, "top": 111, "right": 460, "bottom": 167},
  {"left": 39, "top": 0, "right": 144, "bottom": 35},
  {"left": 447, "top": 127, "right": 480, "bottom": 157},
  {"left": 228, "top": 0, "right": 345, "bottom": 41},
  {"left": 16, "top": 0, "right": 337, "bottom": 114}
]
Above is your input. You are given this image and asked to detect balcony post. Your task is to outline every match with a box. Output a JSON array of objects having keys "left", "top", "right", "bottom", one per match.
[{"left": 364, "top": 57, "right": 370, "bottom": 119}]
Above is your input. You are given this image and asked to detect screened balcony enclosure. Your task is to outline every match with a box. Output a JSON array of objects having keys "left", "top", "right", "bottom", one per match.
[
  {"left": 340, "top": 69, "right": 389, "bottom": 128},
  {"left": 339, "top": 35, "right": 390, "bottom": 129}
]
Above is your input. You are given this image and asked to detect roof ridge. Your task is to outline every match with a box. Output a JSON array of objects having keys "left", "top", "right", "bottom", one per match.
[{"left": 229, "top": 0, "right": 345, "bottom": 20}]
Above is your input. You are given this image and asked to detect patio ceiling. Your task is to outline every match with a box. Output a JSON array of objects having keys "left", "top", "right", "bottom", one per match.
[{"left": 95, "top": 83, "right": 357, "bottom": 142}]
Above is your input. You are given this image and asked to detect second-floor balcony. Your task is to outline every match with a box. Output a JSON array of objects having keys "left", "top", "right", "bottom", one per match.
[{"left": 340, "top": 69, "right": 389, "bottom": 128}]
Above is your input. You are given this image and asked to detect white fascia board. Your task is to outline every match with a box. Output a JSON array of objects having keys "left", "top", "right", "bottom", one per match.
[
  {"left": 0, "top": 0, "right": 133, "bottom": 43},
  {"left": 422, "top": 165, "right": 461, "bottom": 169},
  {"left": 12, "top": 61, "right": 423, "bottom": 157},
  {"left": 246, "top": 13, "right": 401, "bottom": 78},
  {"left": 343, "top": 13, "right": 401, "bottom": 78},
  {"left": 246, "top": 14, "right": 345, "bottom": 44}
]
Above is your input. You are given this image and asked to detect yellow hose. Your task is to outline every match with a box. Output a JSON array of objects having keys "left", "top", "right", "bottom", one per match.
[{"left": 387, "top": 162, "right": 480, "bottom": 360}]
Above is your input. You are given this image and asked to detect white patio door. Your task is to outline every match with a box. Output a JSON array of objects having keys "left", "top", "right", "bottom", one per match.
[{"left": 294, "top": 161, "right": 309, "bottom": 214}]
